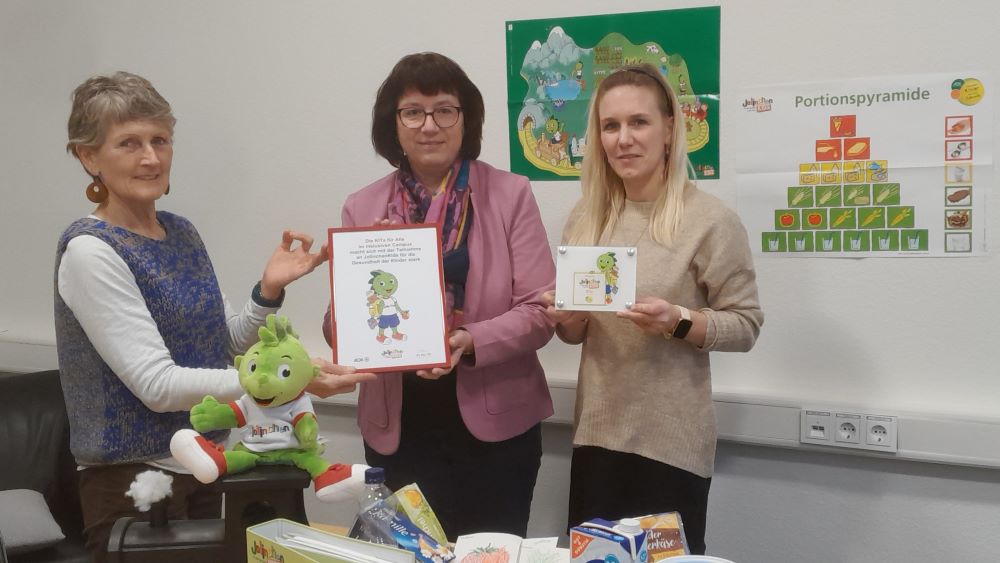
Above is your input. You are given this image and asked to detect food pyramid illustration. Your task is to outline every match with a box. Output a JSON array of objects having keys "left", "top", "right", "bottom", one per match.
[{"left": 762, "top": 115, "right": 929, "bottom": 253}]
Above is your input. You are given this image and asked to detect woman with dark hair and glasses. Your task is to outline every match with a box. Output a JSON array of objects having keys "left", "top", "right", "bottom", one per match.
[
  {"left": 322, "top": 52, "right": 556, "bottom": 537},
  {"left": 542, "top": 64, "right": 763, "bottom": 554}
]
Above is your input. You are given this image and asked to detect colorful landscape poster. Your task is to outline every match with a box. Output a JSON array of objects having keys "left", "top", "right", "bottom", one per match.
[
  {"left": 505, "top": 7, "right": 720, "bottom": 181},
  {"left": 735, "top": 73, "right": 992, "bottom": 257}
]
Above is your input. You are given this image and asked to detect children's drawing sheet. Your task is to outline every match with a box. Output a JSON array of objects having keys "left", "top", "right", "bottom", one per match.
[
  {"left": 735, "top": 72, "right": 991, "bottom": 257},
  {"left": 518, "top": 538, "right": 568, "bottom": 563},
  {"left": 454, "top": 533, "right": 522, "bottom": 563},
  {"left": 328, "top": 224, "right": 450, "bottom": 372},
  {"left": 555, "top": 246, "right": 638, "bottom": 312}
]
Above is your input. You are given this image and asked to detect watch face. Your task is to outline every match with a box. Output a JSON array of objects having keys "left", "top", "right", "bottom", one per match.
[{"left": 673, "top": 318, "right": 693, "bottom": 339}]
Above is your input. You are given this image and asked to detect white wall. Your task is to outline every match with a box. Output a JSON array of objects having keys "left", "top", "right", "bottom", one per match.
[
  {"left": 5, "top": 0, "right": 998, "bottom": 415},
  {"left": 3, "top": 1, "right": 1000, "bottom": 561}
]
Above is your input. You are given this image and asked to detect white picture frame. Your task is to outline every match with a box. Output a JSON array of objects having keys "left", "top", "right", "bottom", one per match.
[
  {"left": 554, "top": 245, "right": 638, "bottom": 312},
  {"left": 327, "top": 224, "right": 450, "bottom": 372}
]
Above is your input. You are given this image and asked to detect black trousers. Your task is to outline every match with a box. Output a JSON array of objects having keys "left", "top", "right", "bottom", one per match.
[
  {"left": 568, "top": 446, "right": 712, "bottom": 555},
  {"left": 364, "top": 370, "right": 542, "bottom": 539}
]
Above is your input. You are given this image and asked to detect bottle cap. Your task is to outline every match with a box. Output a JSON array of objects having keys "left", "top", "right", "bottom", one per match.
[
  {"left": 614, "top": 517, "right": 642, "bottom": 535},
  {"left": 364, "top": 467, "right": 386, "bottom": 484}
]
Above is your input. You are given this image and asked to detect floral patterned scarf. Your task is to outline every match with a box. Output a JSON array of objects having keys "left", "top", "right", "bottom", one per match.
[{"left": 387, "top": 159, "right": 472, "bottom": 332}]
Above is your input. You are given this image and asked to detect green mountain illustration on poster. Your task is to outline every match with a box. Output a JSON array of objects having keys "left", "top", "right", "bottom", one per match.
[{"left": 506, "top": 8, "right": 720, "bottom": 181}]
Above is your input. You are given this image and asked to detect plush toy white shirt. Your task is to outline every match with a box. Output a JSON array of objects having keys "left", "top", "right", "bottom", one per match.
[{"left": 232, "top": 394, "right": 314, "bottom": 452}]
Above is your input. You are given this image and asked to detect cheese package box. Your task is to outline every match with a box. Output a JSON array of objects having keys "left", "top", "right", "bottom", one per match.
[{"left": 636, "top": 512, "right": 688, "bottom": 560}]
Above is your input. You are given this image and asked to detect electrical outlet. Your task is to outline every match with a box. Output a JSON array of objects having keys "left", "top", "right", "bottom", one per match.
[
  {"left": 835, "top": 413, "right": 862, "bottom": 444},
  {"left": 801, "top": 408, "right": 898, "bottom": 454},
  {"left": 800, "top": 410, "right": 833, "bottom": 445},
  {"left": 869, "top": 424, "right": 888, "bottom": 443},
  {"left": 865, "top": 415, "right": 898, "bottom": 452}
]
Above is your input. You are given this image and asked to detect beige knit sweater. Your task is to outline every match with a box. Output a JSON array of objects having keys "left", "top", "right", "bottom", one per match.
[{"left": 564, "top": 184, "right": 763, "bottom": 478}]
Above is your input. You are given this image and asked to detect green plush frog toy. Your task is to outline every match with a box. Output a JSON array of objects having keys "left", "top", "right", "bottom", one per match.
[{"left": 170, "top": 314, "right": 367, "bottom": 502}]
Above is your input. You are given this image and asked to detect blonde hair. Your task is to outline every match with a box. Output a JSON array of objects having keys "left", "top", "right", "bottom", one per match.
[
  {"left": 66, "top": 71, "right": 175, "bottom": 160},
  {"left": 568, "top": 64, "right": 693, "bottom": 246}
]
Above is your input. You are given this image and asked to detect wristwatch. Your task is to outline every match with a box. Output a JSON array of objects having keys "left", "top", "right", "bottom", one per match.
[{"left": 663, "top": 305, "right": 692, "bottom": 340}]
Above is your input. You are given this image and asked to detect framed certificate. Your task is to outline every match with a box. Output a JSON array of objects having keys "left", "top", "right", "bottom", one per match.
[
  {"left": 327, "top": 224, "right": 450, "bottom": 372},
  {"left": 554, "top": 245, "right": 638, "bottom": 312}
]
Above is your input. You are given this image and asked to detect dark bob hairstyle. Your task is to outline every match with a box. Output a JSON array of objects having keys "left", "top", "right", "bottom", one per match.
[{"left": 371, "top": 52, "right": 485, "bottom": 169}]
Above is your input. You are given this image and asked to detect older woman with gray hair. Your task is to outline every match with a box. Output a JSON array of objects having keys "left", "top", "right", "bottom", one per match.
[{"left": 55, "top": 71, "right": 373, "bottom": 562}]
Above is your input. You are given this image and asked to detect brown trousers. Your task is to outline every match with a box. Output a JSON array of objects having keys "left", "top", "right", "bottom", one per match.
[{"left": 78, "top": 463, "right": 221, "bottom": 563}]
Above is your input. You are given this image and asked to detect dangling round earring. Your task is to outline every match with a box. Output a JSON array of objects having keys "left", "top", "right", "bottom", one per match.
[{"left": 85, "top": 178, "right": 107, "bottom": 203}]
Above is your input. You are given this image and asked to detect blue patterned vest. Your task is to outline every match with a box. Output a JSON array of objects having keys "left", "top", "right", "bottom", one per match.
[{"left": 54, "top": 212, "right": 229, "bottom": 465}]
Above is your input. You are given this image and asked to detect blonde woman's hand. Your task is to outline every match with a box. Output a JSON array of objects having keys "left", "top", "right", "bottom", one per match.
[
  {"left": 542, "top": 290, "right": 590, "bottom": 326},
  {"left": 616, "top": 296, "right": 678, "bottom": 335}
]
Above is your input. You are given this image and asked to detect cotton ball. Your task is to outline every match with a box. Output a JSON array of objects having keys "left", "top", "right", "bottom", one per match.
[{"left": 125, "top": 470, "right": 174, "bottom": 512}]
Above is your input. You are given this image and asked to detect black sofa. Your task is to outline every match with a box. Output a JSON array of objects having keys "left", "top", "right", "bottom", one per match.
[
  {"left": 0, "top": 370, "right": 88, "bottom": 563},
  {"left": 1, "top": 369, "right": 312, "bottom": 563}
]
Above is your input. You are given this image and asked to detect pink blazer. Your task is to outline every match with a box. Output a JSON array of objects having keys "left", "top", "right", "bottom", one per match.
[{"left": 327, "top": 160, "right": 556, "bottom": 454}]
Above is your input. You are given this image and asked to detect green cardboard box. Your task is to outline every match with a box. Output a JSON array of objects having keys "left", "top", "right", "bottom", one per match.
[{"left": 247, "top": 518, "right": 414, "bottom": 563}]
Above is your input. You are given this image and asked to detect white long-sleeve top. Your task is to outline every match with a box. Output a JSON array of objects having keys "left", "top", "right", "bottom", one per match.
[{"left": 58, "top": 226, "right": 278, "bottom": 470}]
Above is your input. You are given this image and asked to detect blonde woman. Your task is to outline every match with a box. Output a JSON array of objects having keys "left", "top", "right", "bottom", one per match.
[{"left": 544, "top": 64, "right": 763, "bottom": 554}]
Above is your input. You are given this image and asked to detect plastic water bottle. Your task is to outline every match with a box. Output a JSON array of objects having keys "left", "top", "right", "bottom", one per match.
[
  {"left": 360, "top": 467, "right": 392, "bottom": 508},
  {"left": 348, "top": 467, "right": 395, "bottom": 543}
]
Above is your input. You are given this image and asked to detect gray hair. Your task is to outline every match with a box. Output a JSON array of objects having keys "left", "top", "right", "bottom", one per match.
[{"left": 66, "top": 71, "right": 176, "bottom": 158}]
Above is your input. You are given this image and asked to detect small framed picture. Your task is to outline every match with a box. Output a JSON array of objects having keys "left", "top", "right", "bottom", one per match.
[
  {"left": 944, "top": 186, "right": 971, "bottom": 207},
  {"left": 327, "top": 224, "right": 450, "bottom": 372},
  {"left": 944, "top": 139, "right": 972, "bottom": 161},
  {"left": 944, "top": 163, "right": 972, "bottom": 184},
  {"left": 944, "top": 209, "right": 971, "bottom": 230},
  {"left": 944, "top": 115, "right": 972, "bottom": 137},
  {"left": 555, "top": 246, "right": 638, "bottom": 312},
  {"left": 944, "top": 232, "right": 972, "bottom": 253}
]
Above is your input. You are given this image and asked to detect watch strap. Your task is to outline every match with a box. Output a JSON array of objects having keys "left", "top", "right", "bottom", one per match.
[{"left": 252, "top": 281, "right": 285, "bottom": 308}]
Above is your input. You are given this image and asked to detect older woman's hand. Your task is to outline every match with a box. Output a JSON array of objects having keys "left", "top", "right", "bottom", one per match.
[
  {"left": 306, "top": 357, "right": 377, "bottom": 398},
  {"left": 259, "top": 230, "right": 329, "bottom": 300}
]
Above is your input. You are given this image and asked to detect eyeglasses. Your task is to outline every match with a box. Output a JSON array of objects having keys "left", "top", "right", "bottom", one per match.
[{"left": 397, "top": 106, "right": 462, "bottom": 129}]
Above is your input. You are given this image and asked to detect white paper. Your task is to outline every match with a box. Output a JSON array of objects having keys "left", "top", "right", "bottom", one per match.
[
  {"left": 329, "top": 226, "right": 449, "bottom": 371},
  {"left": 735, "top": 72, "right": 992, "bottom": 257}
]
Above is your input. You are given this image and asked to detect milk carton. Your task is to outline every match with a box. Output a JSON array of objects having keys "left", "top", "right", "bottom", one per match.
[{"left": 570, "top": 518, "right": 648, "bottom": 563}]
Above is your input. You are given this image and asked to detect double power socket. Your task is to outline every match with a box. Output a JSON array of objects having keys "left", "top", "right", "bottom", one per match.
[{"left": 800, "top": 409, "right": 898, "bottom": 453}]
